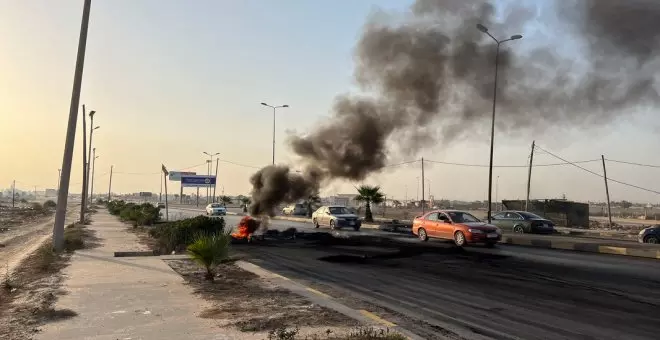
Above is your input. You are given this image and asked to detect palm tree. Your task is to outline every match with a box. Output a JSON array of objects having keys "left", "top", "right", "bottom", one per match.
[
  {"left": 186, "top": 232, "right": 232, "bottom": 282},
  {"left": 219, "top": 195, "right": 232, "bottom": 207},
  {"left": 303, "top": 194, "right": 321, "bottom": 218},
  {"left": 240, "top": 197, "right": 251, "bottom": 213},
  {"left": 355, "top": 185, "right": 385, "bottom": 222}
]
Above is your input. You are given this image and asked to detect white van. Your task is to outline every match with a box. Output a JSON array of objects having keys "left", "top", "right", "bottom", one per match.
[{"left": 282, "top": 203, "right": 306, "bottom": 216}]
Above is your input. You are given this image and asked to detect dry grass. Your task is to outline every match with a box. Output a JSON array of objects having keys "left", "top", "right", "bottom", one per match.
[
  {"left": 266, "top": 326, "right": 406, "bottom": 340},
  {"left": 0, "top": 220, "right": 97, "bottom": 339}
]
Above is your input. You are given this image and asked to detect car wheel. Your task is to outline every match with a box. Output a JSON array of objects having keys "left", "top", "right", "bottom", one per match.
[
  {"left": 330, "top": 220, "right": 337, "bottom": 230},
  {"left": 513, "top": 225, "right": 525, "bottom": 234},
  {"left": 313, "top": 218, "right": 320, "bottom": 228},
  {"left": 353, "top": 225, "right": 360, "bottom": 231},
  {"left": 418, "top": 228, "right": 428, "bottom": 241},
  {"left": 454, "top": 231, "right": 466, "bottom": 247},
  {"left": 645, "top": 236, "right": 659, "bottom": 244}
]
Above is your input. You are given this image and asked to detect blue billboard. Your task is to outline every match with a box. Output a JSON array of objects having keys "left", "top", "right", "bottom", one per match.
[{"left": 180, "top": 175, "right": 216, "bottom": 188}]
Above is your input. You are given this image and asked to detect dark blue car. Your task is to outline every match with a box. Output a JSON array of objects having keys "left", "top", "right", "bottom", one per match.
[{"left": 638, "top": 225, "right": 660, "bottom": 244}]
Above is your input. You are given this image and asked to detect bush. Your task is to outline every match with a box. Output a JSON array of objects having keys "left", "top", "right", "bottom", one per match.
[
  {"left": 149, "top": 216, "right": 225, "bottom": 253},
  {"left": 43, "top": 200, "right": 57, "bottom": 209},
  {"left": 108, "top": 200, "right": 159, "bottom": 226},
  {"left": 31, "top": 202, "right": 44, "bottom": 211}
]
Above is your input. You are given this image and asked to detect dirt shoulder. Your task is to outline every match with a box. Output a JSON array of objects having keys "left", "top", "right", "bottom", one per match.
[{"left": 0, "top": 220, "right": 98, "bottom": 340}]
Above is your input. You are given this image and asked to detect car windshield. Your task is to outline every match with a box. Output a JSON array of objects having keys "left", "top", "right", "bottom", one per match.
[
  {"left": 211, "top": 204, "right": 222, "bottom": 208},
  {"left": 518, "top": 212, "right": 543, "bottom": 219},
  {"left": 328, "top": 207, "right": 349, "bottom": 215},
  {"left": 447, "top": 211, "right": 480, "bottom": 223}
]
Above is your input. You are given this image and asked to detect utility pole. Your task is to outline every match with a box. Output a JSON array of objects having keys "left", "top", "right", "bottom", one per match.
[
  {"left": 180, "top": 182, "right": 183, "bottom": 204},
  {"left": 34, "top": 186, "right": 37, "bottom": 199},
  {"left": 87, "top": 111, "right": 98, "bottom": 205},
  {"left": 196, "top": 187, "right": 200, "bottom": 207},
  {"left": 525, "top": 140, "right": 535, "bottom": 211},
  {"left": 90, "top": 149, "right": 97, "bottom": 204},
  {"left": 207, "top": 160, "right": 211, "bottom": 203},
  {"left": 57, "top": 169, "right": 62, "bottom": 194},
  {"left": 161, "top": 164, "right": 169, "bottom": 221},
  {"left": 495, "top": 176, "right": 499, "bottom": 212},
  {"left": 213, "top": 158, "right": 219, "bottom": 202},
  {"left": 53, "top": 0, "right": 92, "bottom": 252},
  {"left": 107, "top": 165, "right": 113, "bottom": 201},
  {"left": 260, "top": 103, "right": 289, "bottom": 165},
  {"left": 12, "top": 180, "right": 15, "bottom": 208},
  {"left": 421, "top": 157, "right": 425, "bottom": 214},
  {"left": 602, "top": 155, "right": 613, "bottom": 227},
  {"left": 159, "top": 172, "right": 163, "bottom": 202},
  {"left": 80, "top": 105, "right": 88, "bottom": 224}
]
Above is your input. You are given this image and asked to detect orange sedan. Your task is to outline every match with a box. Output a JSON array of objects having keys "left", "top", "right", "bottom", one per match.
[{"left": 412, "top": 210, "right": 502, "bottom": 247}]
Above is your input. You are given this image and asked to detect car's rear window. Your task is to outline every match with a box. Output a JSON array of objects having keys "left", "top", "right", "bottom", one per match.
[{"left": 211, "top": 204, "right": 221, "bottom": 207}]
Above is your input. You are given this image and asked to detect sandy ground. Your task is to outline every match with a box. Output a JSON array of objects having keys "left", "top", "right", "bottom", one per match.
[{"left": 165, "top": 259, "right": 361, "bottom": 338}]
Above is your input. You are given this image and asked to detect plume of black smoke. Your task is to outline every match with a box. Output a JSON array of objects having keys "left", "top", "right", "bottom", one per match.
[{"left": 249, "top": 0, "right": 660, "bottom": 215}]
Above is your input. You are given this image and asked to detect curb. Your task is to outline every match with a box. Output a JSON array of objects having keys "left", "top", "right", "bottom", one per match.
[
  {"left": 235, "top": 260, "right": 424, "bottom": 340},
  {"left": 501, "top": 236, "right": 660, "bottom": 259}
]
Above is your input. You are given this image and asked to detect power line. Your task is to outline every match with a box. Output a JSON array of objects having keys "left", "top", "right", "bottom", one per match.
[
  {"left": 534, "top": 145, "right": 660, "bottom": 195},
  {"left": 384, "top": 160, "right": 420, "bottom": 168},
  {"left": 424, "top": 158, "right": 600, "bottom": 168},
  {"left": 605, "top": 159, "right": 660, "bottom": 169}
]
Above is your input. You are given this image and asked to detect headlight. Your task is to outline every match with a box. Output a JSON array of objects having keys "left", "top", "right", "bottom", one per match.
[
  {"left": 469, "top": 229, "right": 484, "bottom": 234},
  {"left": 639, "top": 229, "right": 647, "bottom": 235}
]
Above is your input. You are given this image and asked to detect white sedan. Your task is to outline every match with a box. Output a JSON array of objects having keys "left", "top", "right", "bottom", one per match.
[{"left": 206, "top": 203, "right": 227, "bottom": 216}]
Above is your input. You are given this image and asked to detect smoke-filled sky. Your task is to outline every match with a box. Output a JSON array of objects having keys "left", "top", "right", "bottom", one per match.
[{"left": 2, "top": 0, "right": 660, "bottom": 204}]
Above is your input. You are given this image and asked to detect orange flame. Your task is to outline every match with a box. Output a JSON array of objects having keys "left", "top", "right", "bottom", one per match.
[{"left": 231, "top": 216, "right": 260, "bottom": 240}]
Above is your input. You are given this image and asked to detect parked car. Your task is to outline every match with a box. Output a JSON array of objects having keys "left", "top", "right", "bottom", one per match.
[
  {"left": 491, "top": 210, "right": 555, "bottom": 234},
  {"left": 312, "top": 205, "right": 362, "bottom": 231},
  {"left": 282, "top": 203, "right": 307, "bottom": 216},
  {"left": 156, "top": 202, "right": 166, "bottom": 208},
  {"left": 412, "top": 210, "right": 501, "bottom": 247},
  {"left": 638, "top": 225, "right": 660, "bottom": 244},
  {"left": 206, "top": 203, "right": 227, "bottom": 216}
]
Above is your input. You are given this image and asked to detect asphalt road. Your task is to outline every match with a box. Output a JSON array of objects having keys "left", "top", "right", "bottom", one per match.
[
  {"left": 239, "top": 238, "right": 660, "bottom": 340},
  {"left": 166, "top": 206, "right": 660, "bottom": 339}
]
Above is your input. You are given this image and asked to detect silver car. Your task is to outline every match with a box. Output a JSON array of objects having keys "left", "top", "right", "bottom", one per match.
[{"left": 312, "top": 205, "right": 362, "bottom": 231}]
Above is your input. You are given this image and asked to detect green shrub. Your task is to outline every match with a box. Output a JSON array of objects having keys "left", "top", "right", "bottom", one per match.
[
  {"left": 149, "top": 216, "right": 225, "bottom": 253},
  {"left": 43, "top": 200, "right": 57, "bottom": 209},
  {"left": 187, "top": 231, "right": 232, "bottom": 282},
  {"left": 110, "top": 201, "right": 160, "bottom": 226}
]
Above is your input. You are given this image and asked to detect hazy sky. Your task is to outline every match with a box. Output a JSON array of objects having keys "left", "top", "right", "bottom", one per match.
[{"left": 1, "top": 0, "right": 659, "bottom": 203}]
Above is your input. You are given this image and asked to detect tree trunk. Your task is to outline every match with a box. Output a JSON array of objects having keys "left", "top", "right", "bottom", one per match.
[
  {"left": 365, "top": 201, "right": 373, "bottom": 222},
  {"left": 205, "top": 266, "right": 215, "bottom": 282},
  {"left": 306, "top": 202, "right": 312, "bottom": 218}
]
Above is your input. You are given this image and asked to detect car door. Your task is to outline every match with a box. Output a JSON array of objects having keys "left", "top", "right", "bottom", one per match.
[
  {"left": 491, "top": 212, "right": 509, "bottom": 228},
  {"left": 436, "top": 212, "right": 453, "bottom": 239},
  {"left": 320, "top": 207, "right": 331, "bottom": 226},
  {"left": 507, "top": 212, "right": 525, "bottom": 230},
  {"left": 423, "top": 212, "right": 440, "bottom": 237}
]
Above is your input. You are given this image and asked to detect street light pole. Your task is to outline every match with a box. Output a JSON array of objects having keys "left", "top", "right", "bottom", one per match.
[
  {"left": 87, "top": 122, "right": 99, "bottom": 205},
  {"left": 260, "top": 102, "right": 289, "bottom": 165},
  {"left": 476, "top": 23, "right": 522, "bottom": 224},
  {"left": 53, "top": 0, "right": 92, "bottom": 252},
  {"left": 203, "top": 151, "right": 220, "bottom": 203},
  {"left": 90, "top": 151, "right": 98, "bottom": 204},
  {"left": 57, "top": 169, "right": 62, "bottom": 194}
]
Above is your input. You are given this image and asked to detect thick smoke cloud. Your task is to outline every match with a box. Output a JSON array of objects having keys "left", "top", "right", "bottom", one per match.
[{"left": 249, "top": 0, "right": 660, "bottom": 216}]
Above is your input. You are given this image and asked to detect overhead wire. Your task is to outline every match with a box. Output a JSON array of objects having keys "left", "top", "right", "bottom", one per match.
[{"left": 534, "top": 145, "right": 660, "bottom": 195}]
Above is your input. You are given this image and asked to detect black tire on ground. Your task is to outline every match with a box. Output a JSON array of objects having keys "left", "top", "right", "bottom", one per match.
[
  {"left": 645, "top": 236, "right": 659, "bottom": 244},
  {"left": 454, "top": 231, "right": 466, "bottom": 247},
  {"left": 513, "top": 225, "right": 525, "bottom": 234},
  {"left": 313, "top": 219, "right": 320, "bottom": 228},
  {"left": 418, "top": 228, "right": 428, "bottom": 241},
  {"left": 353, "top": 225, "right": 360, "bottom": 231}
]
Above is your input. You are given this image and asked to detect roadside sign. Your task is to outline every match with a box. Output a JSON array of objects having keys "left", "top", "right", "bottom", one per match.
[
  {"left": 168, "top": 171, "right": 197, "bottom": 181},
  {"left": 181, "top": 175, "right": 216, "bottom": 188}
]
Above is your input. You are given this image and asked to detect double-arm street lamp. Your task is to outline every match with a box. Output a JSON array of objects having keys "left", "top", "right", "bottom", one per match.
[
  {"left": 260, "top": 102, "right": 289, "bottom": 165},
  {"left": 203, "top": 151, "right": 220, "bottom": 202},
  {"left": 476, "top": 23, "right": 522, "bottom": 224}
]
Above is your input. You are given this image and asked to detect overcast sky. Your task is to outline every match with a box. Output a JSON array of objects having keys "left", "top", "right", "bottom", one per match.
[{"left": 1, "top": 0, "right": 659, "bottom": 204}]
